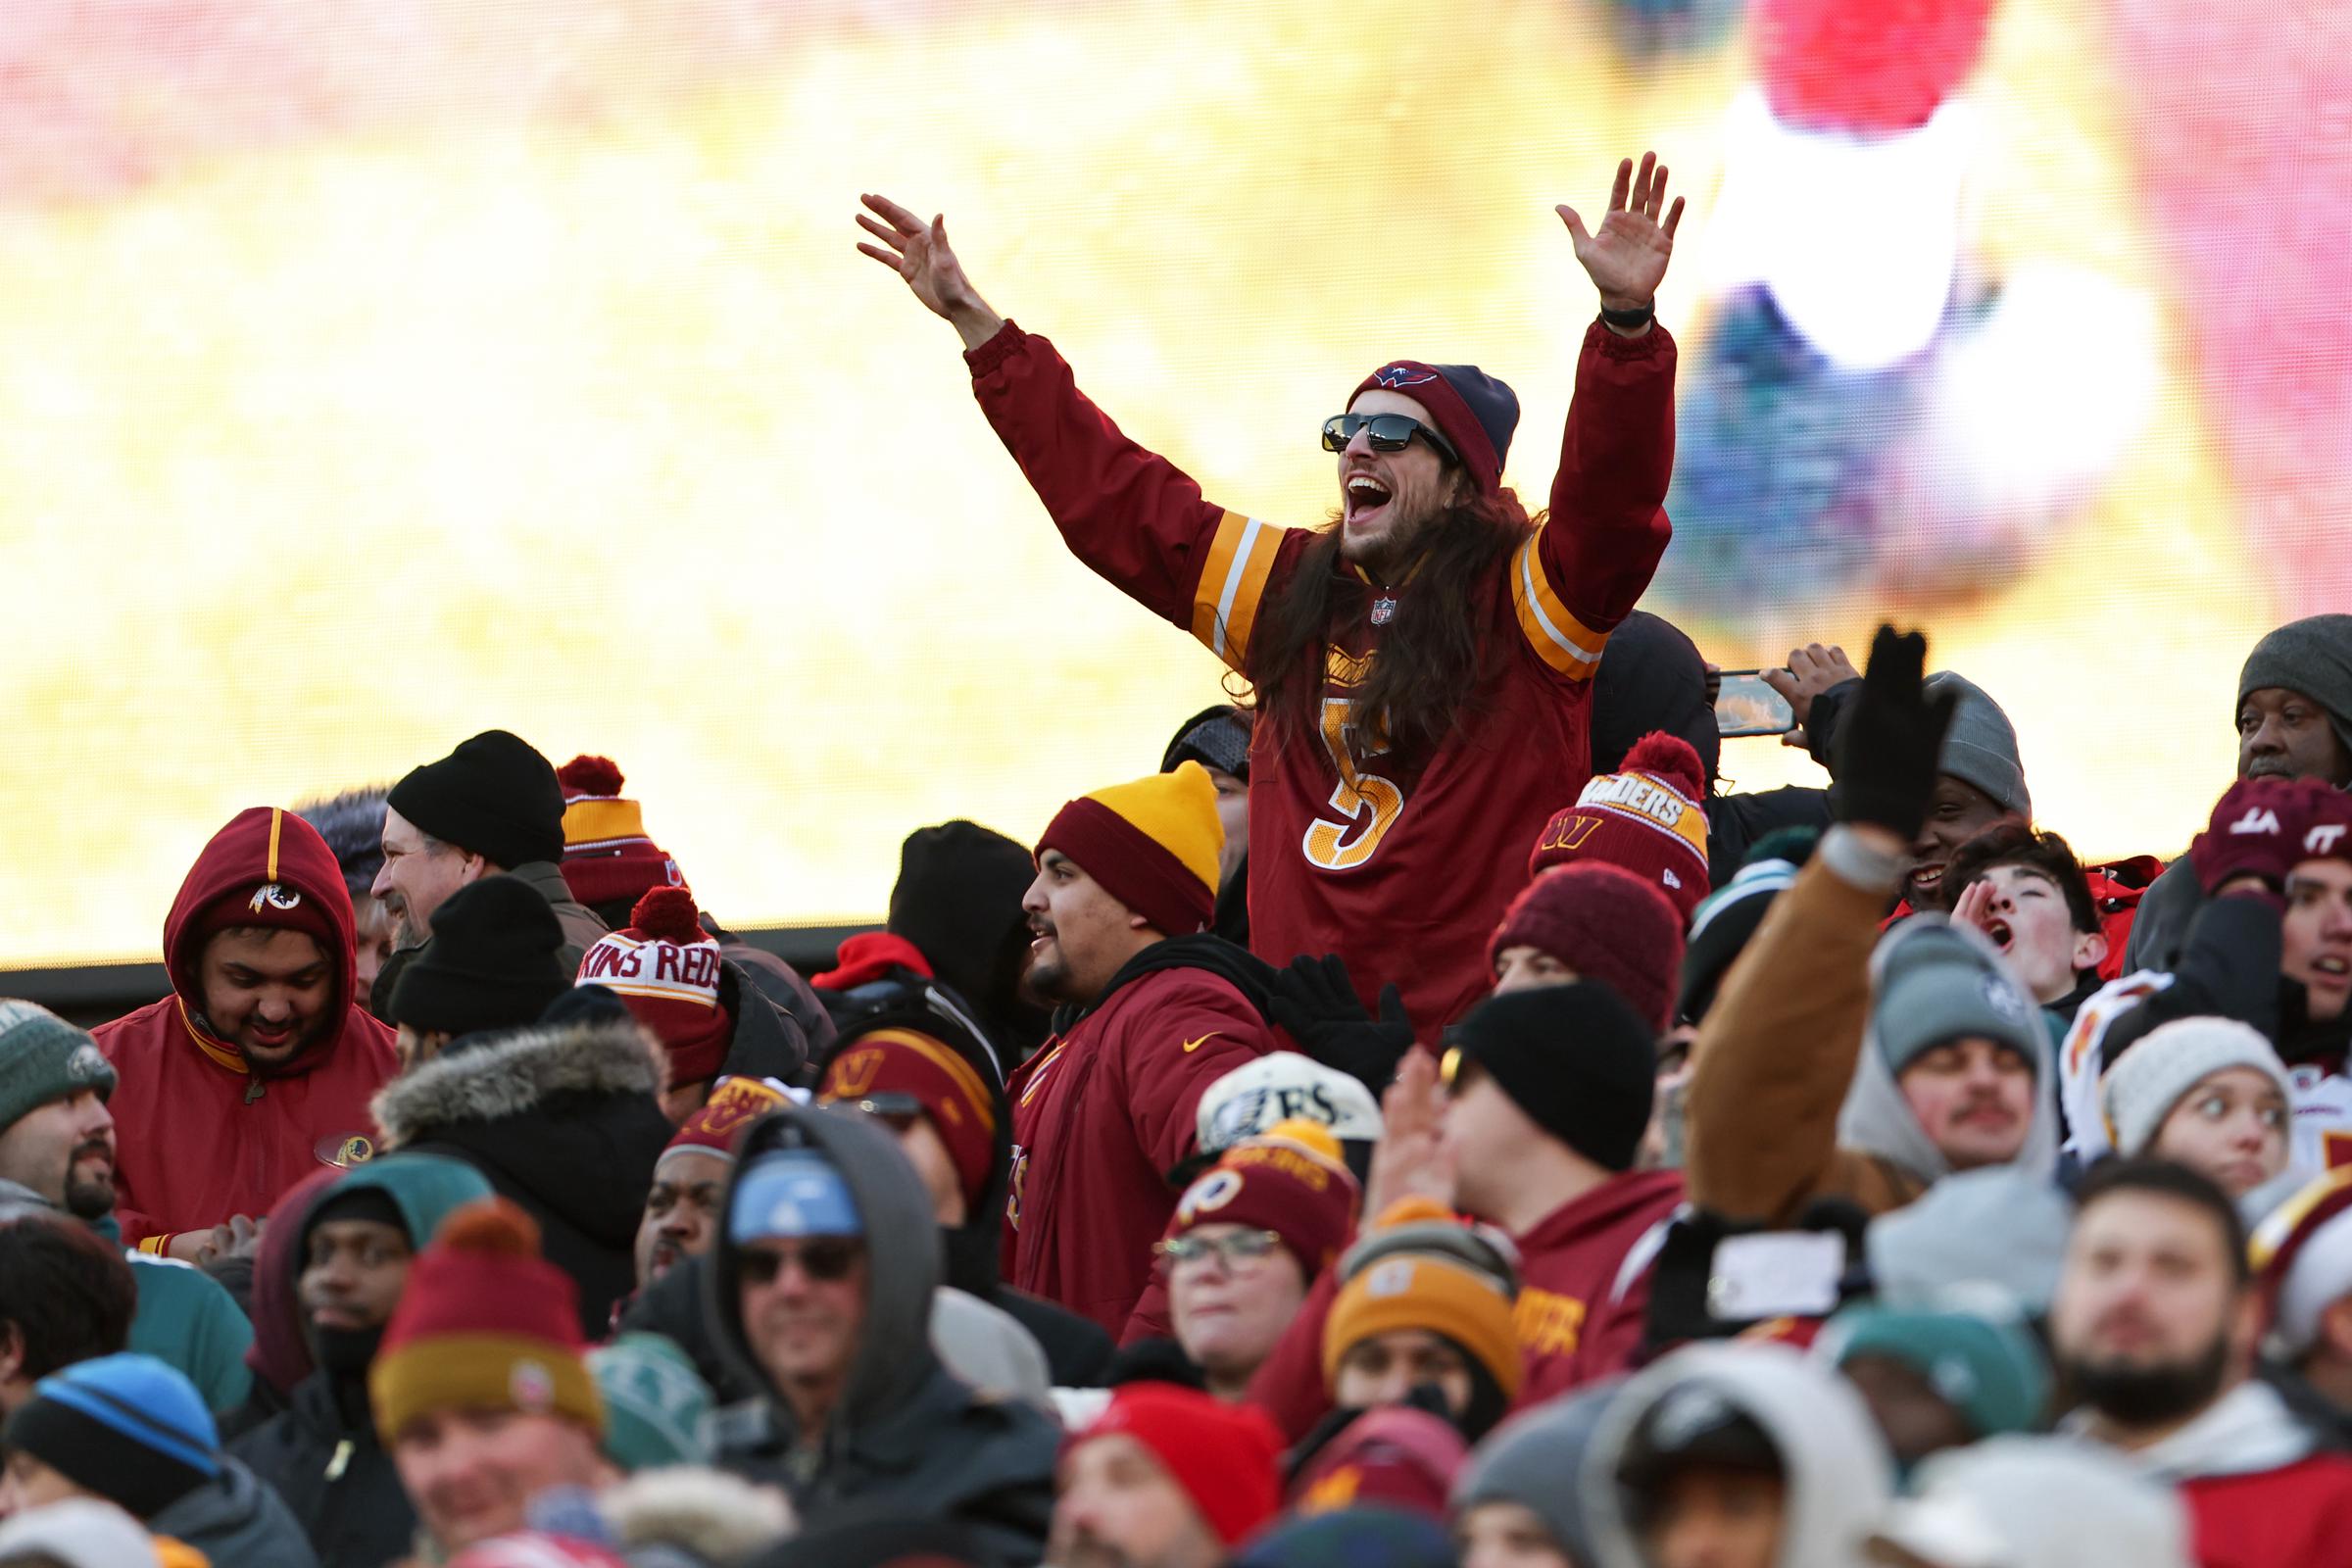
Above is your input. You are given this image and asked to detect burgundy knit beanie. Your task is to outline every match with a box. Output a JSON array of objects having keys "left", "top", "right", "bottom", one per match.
[{"left": 1490, "top": 862, "right": 1685, "bottom": 1033}]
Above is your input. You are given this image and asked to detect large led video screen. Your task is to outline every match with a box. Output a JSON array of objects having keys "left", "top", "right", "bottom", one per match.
[{"left": 4, "top": 0, "right": 2339, "bottom": 966}]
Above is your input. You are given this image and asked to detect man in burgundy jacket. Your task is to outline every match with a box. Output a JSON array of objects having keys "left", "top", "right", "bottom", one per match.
[
  {"left": 1004, "top": 763, "right": 1278, "bottom": 1342},
  {"left": 93, "top": 808, "right": 399, "bottom": 1259},
  {"left": 856, "top": 153, "right": 1684, "bottom": 1037},
  {"left": 1248, "top": 983, "right": 1682, "bottom": 1437}
]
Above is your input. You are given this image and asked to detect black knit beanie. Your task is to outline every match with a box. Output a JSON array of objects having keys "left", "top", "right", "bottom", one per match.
[
  {"left": 387, "top": 874, "right": 570, "bottom": 1035},
  {"left": 386, "top": 730, "right": 565, "bottom": 869},
  {"left": 1446, "top": 983, "right": 1655, "bottom": 1173},
  {"left": 886, "top": 821, "right": 1036, "bottom": 1006},
  {"left": 1162, "top": 705, "right": 1253, "bottom": 782}
]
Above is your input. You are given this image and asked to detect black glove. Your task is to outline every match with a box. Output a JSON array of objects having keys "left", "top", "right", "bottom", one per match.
[
  {"left": 1832, "top": 625, "right": 1958, "bottom": 842},
  {"left": 1264, "top": 954, "right": 1415, "bottom": 1092}
]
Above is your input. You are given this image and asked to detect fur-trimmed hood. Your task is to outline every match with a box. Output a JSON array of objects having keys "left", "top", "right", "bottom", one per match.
[
  {"left": 372, "top": 1014, "right": 662, "bottom": 1148},
  {"left": 368, "top": 1013, "right": 674, "bottom": 1338}
]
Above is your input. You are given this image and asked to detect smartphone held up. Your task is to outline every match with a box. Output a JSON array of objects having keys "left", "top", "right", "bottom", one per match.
[{"left": 1714, "top": 670, "right": 1795, "bottom": 738}]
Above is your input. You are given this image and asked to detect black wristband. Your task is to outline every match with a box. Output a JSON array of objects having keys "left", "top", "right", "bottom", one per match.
[{"left": 1599, "top": 301, "right": 1656, "bottom": 330}]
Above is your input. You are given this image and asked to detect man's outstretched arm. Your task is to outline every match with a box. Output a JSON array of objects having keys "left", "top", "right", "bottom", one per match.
[
  {"left": 1513, "top": 155, "right": 1682, "bottom": 681},
  {"left": 857, "top": 194, "right": 1290, "bottom": 671}
]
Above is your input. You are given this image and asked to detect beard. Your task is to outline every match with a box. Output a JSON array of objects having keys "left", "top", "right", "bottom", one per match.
[
  {"left": 62, "top": 1142, "right": 116, "bottom": 1221},
  {"left": 2061, "top": 1334, "right": 2232, "bottom": 1427}
]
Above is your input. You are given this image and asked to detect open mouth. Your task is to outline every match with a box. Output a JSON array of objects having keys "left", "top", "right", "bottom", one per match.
[
  {"left": 1984, "top": 918, "right": 2014, "bottom": 952},
  {"left": 1910, "top": 864, "right": 1945, "bottom": 898},
  {"left": 2314, "top": 954, "right": 2352, "bottom": 984},
  {"left": 1344, "top": 475, "right": 1393, "bottom": 525}
]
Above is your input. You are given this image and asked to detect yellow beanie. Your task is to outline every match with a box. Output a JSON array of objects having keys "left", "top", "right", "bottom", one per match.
[
  {"left": 1036, "top": 761, "right": 1224, "bottom": 936},
  {"left": 1322, "top": 1200, "right": 1525, "bottom": 1401}
]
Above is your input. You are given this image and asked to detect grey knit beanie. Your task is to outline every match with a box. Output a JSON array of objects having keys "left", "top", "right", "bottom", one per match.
[
  {"left": 1873, "top": 918, "right": 2041, "bottom": 1078},
  {"left": 0, "top": 1001, "right": 116, "bottom": 1136},
  {"left": 2239, "top": 613, "right": 2352, "bottom": 764},
  {"left": 2101, "top": 1016, "right": 2293, "bottom": 1157},
  {"left": 1925, "top": 672, "right": 2031, "bottom": 817},
  {"left": 1451, "top": 1380, "right": 1624, "bottom": 1563}
]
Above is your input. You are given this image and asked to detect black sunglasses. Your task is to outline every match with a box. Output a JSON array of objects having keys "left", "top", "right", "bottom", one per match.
[
  {"left": 1322, "top": 413, "right": 1458, "bottom": 466},
  {"left": 740, "top": 1237, "right": 864, "bottom": 1285}
]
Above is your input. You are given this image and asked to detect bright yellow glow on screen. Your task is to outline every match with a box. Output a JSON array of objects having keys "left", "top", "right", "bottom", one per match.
[{"left": 0, "top": 0, "right": 2304, "bottom": 966}]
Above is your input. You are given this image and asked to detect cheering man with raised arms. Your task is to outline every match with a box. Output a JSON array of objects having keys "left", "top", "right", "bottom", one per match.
[{"left": 858, "top": 158, "right": 1683, "bottom": 1032}]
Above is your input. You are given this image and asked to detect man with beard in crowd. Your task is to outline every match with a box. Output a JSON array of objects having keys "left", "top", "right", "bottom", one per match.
[
  {"left": 91, "top": 808, "right": 398, "bottom": 1259},
  {"left": 2051, "top": 1157, "right": 2352, "bottom": 1568},
  {"left": 857, "top": 152, "right": 1684, "bottom": 1035},
  {"left": 0, "top": 1002, "right": 258, "bottom": 1413}
]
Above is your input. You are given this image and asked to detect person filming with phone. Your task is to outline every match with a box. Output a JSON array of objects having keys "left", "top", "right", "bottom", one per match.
[{"left": 857, "top": 154, "right": 1685, "bottom": 1038}]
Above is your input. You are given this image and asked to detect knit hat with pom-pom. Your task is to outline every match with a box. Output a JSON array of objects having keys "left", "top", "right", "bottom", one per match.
[
  {"left": 575, "top": 886, "right": 731, "bottom": 1088},
  {"left": 558, "top": 755, "right": 687, "bottom": 913},
  {"left": 369, "top": 1198, "right": 603, "bottom": 1443},
  {"left": 1529, "top": 731, "right": 1712, "bottom": 923}
]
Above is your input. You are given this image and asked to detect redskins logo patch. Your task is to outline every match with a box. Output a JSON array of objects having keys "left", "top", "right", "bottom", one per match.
[{"left": 248, "top": 883, "right": 303, "bottom": 913}]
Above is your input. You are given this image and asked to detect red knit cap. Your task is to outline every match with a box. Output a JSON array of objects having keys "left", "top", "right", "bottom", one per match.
[
  {"left": 1491, "top": 862, "right": 1685, "bottom": 1033},
  {"left": 1530, "top": 731, "right": 1712, "bottom": 923},
  {"left": 662, "top": 1075, "right": 788, "bottom": 1166},
  {"left": 817, "top": 1028, "right": 1000, "bottom": 1213},
  {"left": 557, "top": 755, "right": 687, "bottom": 910},
  {"left": 368, "top": 1199, "right": 602, "bottom": 1443},
  {"left": 1070, "top": 1384, "right": 1283, "bottom": 1546},
  {"left": 1165, "top": 1119, "right": 1361, "bottom": 1280},
  {"left": 1290, "top": 1406, "right": 1469, "bottom": 1522},
  {"left": 575, "top": 887, "right": 731, "bottom": 1088}
]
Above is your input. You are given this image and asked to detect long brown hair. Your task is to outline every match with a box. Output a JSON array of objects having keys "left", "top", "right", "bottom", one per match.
[{"left": 1241, "top": 490, "right": 1538, "bottom": 766}]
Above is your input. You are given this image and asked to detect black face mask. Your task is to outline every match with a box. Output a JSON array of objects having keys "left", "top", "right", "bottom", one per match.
[
  {"left": 311, "top": 1322, "right": 387, "bottom": 1380},
  {"left": 2062, "top": 1333, "right": 2232, "bottom": 1428}
]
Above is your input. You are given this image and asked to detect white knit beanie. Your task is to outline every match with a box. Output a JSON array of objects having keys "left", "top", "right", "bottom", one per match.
[{"left": 2101, "top": 1017, "right": 2294, "bottom": 1156}]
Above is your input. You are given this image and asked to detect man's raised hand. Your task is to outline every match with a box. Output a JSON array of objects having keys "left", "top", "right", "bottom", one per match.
[
  {"left": 1557, "top": 152, "right": 1686, "bottom": 318},
  {"left": 856, "top": 193, "right": 1005, "bottom": 351}
]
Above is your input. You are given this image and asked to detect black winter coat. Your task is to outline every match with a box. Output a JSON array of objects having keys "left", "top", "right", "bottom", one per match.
[
  {"left": 228, "top": 1372, "right": 412, "bottom": 1568},
  {"left": 371, "top": 1013, "right": 671, "bottom": 1337}
]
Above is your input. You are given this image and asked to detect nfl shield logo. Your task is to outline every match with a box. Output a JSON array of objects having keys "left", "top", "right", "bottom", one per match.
[{"left": 1371, "top": 597, "right": 1396, "bottom": 625}]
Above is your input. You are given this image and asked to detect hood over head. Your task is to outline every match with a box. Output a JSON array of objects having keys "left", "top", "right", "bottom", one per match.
[
  {"left": 1838, "top": 916, "right": 2059, "bottom": 1190},
  {"left": 1591, "top": 609, "right": 1720, "bottom": 788},
  {"left": 163, "top": 807, "right": 361, "bottom": 1074},
  {"left": 709, "top": 1102, "right": 944, "bottom": 1432},
  {"left": 1451, "top": 1379, "right": 1624, "bottom": 1565},
  {"left": 1868, "top": 1434, "right": 2194, "bottom": 1568},
  {"left": 302, "top": 1152, "right": 497, "bottom": 1259},
  {"left": 1586, "top": 1343, "right": 1893, "bottom": 1568},
  {"left": 244, "top": 1166, "right": 344, "bottom": 1397}
]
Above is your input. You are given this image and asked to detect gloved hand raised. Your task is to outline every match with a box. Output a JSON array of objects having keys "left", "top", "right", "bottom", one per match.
[
  {"left": 1832, "top": 625, "right": 1959, "bottom": 843},
  {"left": 1264, "top": 954, "right": 1416, "bottom": 1094}
]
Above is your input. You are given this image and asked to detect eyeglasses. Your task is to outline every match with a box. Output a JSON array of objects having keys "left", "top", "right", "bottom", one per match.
[
  {"left": 739, "top": 1237, "right": 864, "bottom": 1285},
  {"left": 1321, "top": 413, "right": 1459, "bottom": 466},
  {"left": 1153, "top": 1229, "right": 1284, "bottom": 1271},
  {"left": 837, "top": 1092, "right": 926, "bottom": 1133}
]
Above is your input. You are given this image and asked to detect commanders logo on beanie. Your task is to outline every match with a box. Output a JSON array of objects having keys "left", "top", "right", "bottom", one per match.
[
  {"left": 1037, "top": 763, "right": 1223, "bottom": 937},
  {"left": 1531, "top": 732, "right": 1711, "bottom": 922},
  {"left": 1349, "top": 361, "right": 1521, "bottom": 496}
]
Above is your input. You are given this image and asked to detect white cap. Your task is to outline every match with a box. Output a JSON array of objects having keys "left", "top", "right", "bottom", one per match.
[{"left": 1195, "top": 1052, "right": 1381, "bottom": 1154}]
